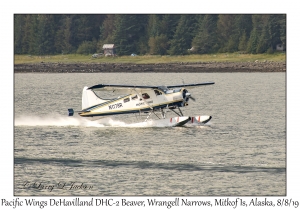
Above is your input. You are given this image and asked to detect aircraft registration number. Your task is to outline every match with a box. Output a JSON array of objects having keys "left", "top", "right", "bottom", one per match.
[{"left": 109, "top": 103, "right": 123, "bottom": 110}]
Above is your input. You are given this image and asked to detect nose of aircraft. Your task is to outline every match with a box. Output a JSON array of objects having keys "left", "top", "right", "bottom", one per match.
[{"left": 184, "top": 92, "right": 196, "bottom": 101}]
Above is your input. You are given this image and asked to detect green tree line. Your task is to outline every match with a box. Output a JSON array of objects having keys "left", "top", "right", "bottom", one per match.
[{"left": 14, "top": 14, "right": 286, "bottom": 56}]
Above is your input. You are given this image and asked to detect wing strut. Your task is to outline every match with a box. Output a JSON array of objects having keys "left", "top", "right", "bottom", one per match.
[
  {"left": 133, "top": 88, "right": 163, "bottom": 121},
  {"left": 178, "top": 107, "right": 184, "bottom": 116},
  {"left": 133, "top": 88, "right": 153, "bottom": 110},
  {"left": 169, "top": 108, "right": 182, "bottom": 117}
]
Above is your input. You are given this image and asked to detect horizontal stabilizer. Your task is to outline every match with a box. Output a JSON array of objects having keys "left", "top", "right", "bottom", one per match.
[{"left": 68, "top": 108, "right": 74, "bottom": 116}]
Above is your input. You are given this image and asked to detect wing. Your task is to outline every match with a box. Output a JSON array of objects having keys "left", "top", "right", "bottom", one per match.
[
  {"left": 87, "top": 82, "right": 214, "bottom": 92},
  {"left": 166, "top": 82, "right": 215, "bottom": 89},
  {"left": 87, "top": 84, "right": 159, "bottom": 91}
]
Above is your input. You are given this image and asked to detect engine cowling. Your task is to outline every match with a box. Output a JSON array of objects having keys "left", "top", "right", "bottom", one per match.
[{"left": 181, "top": 89, "right": 190, "bottom": 107}]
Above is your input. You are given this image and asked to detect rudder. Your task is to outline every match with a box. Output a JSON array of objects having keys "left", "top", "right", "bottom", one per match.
[{"left": 82, "top": 86, "right": 106, "bottom": 110}]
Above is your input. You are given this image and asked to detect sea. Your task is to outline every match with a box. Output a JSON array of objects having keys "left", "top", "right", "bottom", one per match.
[{"left": 14, "top": 72, "right": 286, "bottom": 196}]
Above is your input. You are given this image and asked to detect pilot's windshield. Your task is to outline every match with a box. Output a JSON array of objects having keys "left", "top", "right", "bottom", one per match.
[
  {"left": 173, "top": 88, "right": 181, "bottom": 93},
  {"left": 142, "top": 93, "right": 150, "bottom": 99},
  {"left": 158, "top": 86, "right": 168, "bottom": 93},
  {"left": 154, "top": 90, "right": 162, "bottom": 95}
]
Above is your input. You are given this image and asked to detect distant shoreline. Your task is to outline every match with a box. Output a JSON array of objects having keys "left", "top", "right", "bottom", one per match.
[{"left": 14, "top": 61, "right": 286, "bottom": 73}]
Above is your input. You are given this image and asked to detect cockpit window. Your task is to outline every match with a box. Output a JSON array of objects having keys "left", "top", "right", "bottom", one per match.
[
  {"left": 173, "top": 88, "right": 181, "bottom": 93},
  {"left": 131, "top": 95, "right": 138, "bottom": 100},
  {"left": 154, "top": 90, "right": 162, "bottom": 95},
  {"left": 157, "top": 86, "right": 168, "bottom": 93},
  {"left": 124, "top": 98, "right": 130, "bottom": 103},
  {"left": 142, "top": 93, "right": 150, "bottom": 99}
]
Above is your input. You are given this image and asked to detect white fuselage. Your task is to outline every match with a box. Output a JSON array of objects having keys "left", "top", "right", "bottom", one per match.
[{"left": 79, "top": 88, "right": 185, "bottom": 117}]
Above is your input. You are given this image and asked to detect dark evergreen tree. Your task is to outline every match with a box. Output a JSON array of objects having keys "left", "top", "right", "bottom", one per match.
[
  {"left": 247, "top": 15, "right": 265, "bottom": 54},
  {"left": 54, "top": 16, "right": 65, "bottom": 54},
  {"left": 28, "top": 15, "right": 39, "bottom": 55},
  {"left": 236, "top": 15, "right": 252, "bottom": 36},
  {"left": 278, "top": 14, "right": 286, "bottom": 51},
  {"left": 36, "top": 15, "right": 47, "bottom": 55},
  {"left": 247, "top": 28, "right": 259, "bottom": 53},
  {"left": 134, "top": 15, "right": 149, "bottom": 54},
  {"left": 160, "top": 14, "right": 181, "bottom": 40},
  {"left": 148, "top": 34, "right": 168, "bottom": 55},
  {"left": 14, "top": 15, "right": 24, "bottom": 54},
  {"left": 113, "top": 15, "right": 146, "bottom": 55},
  {"left": 235, "top": 15, "right": 252, "bottom": 52},
  {"left": 100, "top": 14, "right": 117, "bottom": 43},
  {"left": 268, "top": 14, "right": 282, "bottom": 50},
  {"left": 74, "top": 15, "right": 103, "bottom": 49},
  {"left": 34, "top": 15, "right": 56, "bottom": 55},
  {"left": 217, "top": 14, "right": 236, "bottom": 52},
  {"left": 147, "top": 15, "right": 165, "bottom": 54},
  {"left": 256, "top": 24, "right": 270, "bottom": 53},
  {"left": 45, "top": 15, "right": 57, "bottom": 54},
  {"left": 252, "top": 15, "right": 282, "bottom": 53},
  {"left": 62, "top": 15, "right": 75, "bottom": 54},
  {"left": 238, "top": 30, "right": 248, "bottom": 51},
  {"left": 147, "top": 14, "right": 161, "bottom": 37},
  {"left": 192, "top": 15, "right": 218, "bottom": 54},
  {"left": 21, "top": 15, "right": 32, "bottom": 54},
  {"left": 169, "top": 15, "right": 197, "bottom": 55}
]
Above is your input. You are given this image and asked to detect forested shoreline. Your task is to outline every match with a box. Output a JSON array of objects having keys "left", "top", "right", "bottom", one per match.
[{"left": 14, "top": 14, "right": 286, "bottom": 56}]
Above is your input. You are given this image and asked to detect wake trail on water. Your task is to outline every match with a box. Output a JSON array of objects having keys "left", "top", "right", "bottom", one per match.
[{"left": 14, "top": 114, "right": 168, "bottom": 128}]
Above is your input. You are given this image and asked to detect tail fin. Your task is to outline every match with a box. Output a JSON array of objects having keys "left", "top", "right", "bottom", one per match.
[{"left": 82, "top": 86, "right": 107, "bottom": 110}]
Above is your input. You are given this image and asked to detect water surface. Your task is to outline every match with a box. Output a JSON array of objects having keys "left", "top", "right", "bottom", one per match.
[{"left": 14, "top": 73, "right": 286, "bottom": 196}]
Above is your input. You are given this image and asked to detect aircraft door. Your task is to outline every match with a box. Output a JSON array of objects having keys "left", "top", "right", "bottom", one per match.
[{"left": 154, "top": 90, "right": 165, "bottom": 102}]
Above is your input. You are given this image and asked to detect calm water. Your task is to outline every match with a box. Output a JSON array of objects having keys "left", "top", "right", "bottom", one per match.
[{"left": 14, "top": 73, "right": 286, "bottom": 196}]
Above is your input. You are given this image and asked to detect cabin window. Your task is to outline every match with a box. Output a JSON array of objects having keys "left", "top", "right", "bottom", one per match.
[
  {"left": 142, "top": 93, "right": 150, "bottom": 99},
  {"left": 131, "top": 95, "right": 138, "bottom": 100},
  {"left": 124, "top": 98, "right": 130, "bottom": 103},
  {"left": 154, "top": 90, "right": 162, "bottom": 95}
]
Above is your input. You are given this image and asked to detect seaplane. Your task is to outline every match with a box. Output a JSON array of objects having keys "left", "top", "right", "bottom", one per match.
[{"left": 68, "top": 81, "right": 214, "bottom": 127}]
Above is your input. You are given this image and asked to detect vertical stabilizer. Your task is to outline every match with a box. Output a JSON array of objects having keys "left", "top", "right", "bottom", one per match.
[{"left": 82, "top": 86, "right": 106, "bottom": 110}]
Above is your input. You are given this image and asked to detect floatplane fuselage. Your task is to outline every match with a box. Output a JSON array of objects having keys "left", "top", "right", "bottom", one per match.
[{"left": 68, "top": 82, "right": 214, "bottom": 127}]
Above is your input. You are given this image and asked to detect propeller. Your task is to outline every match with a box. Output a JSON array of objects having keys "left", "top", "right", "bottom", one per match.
[
  {"left": 185, "top": 92, "right": 196, "bottom": 102},
  {"left": 189, "top": 96, "right": 196, "bottom": 101}
]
